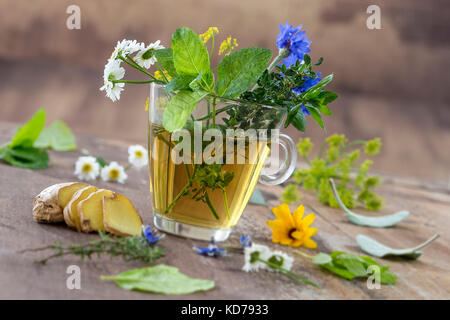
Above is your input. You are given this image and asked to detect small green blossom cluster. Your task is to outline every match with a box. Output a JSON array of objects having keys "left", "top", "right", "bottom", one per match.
[{"left": 282, "top": 134, "right": 383, "bottom": 210}]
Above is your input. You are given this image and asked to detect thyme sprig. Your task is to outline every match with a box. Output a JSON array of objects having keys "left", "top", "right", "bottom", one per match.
[{"left": 19, "top": 231, "right": 165, "bottom": 264}]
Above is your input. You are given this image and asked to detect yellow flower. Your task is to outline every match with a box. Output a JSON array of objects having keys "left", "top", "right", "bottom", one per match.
[
  {"left": 199, "top": 27, "right": 219, "bottom": 43},
  {"left": 219, "top": 36, "right": 238, "bottom": 55},
  {"left": 267, "top": 203, "right": 318, "bottom": 249},
  {"left": 145, "top": 97, "right": 149, "bottom": 111},
  {"left": 154, "top": 69, "right": 172, "bottom": 81}
]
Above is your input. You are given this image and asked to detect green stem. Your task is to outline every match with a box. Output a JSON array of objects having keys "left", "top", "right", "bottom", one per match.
[
  {"left": 196, "top": 105, "right": 234, "bottom": 121},
  {"left": 257, "top": 258, "right": 318, "bottom": 288},
  {"left": 222, "top": 189, "right": 230, "bottom": 219},
  {"left": 293, "top": 250, "right": 315, "bottom": 260},
  {"left": 212, "top": 97, "right": 217, "bottom": 128},
  {"left": 204, "top": 192, "right": 220, "bottom": 220},
  {"left": 113, "top": 80, "right": 154, "bottom": 84},
  {"left": 165, "top": 182, "right": 190, "bottom": 214},
  {"left": 155, "top": 62, "right": 170, "bottom": 84}
]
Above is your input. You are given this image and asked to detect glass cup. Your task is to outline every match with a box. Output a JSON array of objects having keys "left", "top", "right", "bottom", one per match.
[{"left": 148, "top": 83, "right": 297, "bottom": 241}]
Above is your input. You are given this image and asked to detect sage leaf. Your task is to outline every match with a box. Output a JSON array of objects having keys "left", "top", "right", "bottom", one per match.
[
  {"left": 329, "top": 178, "right": 409, "bottom": 227},
  {"left": 248, "top": 188, "right": 267, "bottom": 206},
  {"left": 9, "top": 108, "right": 46, "bottom": 149},
  {"left": 162, "top": 90, "right": 207, "bottom": 132},
  {"left": 312, "top": 252, "right": 332, "bottom": 265},
  {"left": 356, "top": 234, "right": 439, "bottom": 260},
  {"left": 216, "top": 47, "right": 272, "bottom": 99},
  {"left": 153, "top": 48, "right": 178, "bottom": 78},
  {"left": 33, "top": 120, "right": 76, "bottom": 151},
  {"left": 101, "top": 264, "right": 215, "bottom": 295},
  {"left": 171, "top": 27, "right": 213, "bottom": 91}
]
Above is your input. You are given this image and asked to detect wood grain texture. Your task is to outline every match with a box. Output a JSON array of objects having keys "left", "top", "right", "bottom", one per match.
[{"left": 0, "top": 122, "right": 448, "bottom": 299}]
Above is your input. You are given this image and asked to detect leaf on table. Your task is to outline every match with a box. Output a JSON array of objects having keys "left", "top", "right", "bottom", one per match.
[
  {"left": 248, "top": 188, "right": 267, "bottom": 206},
  {"left": 9, "top": 108, "right": 46, "bottom": 149},
  {"left": 356, "top": 234, "right": 439, "bottom": 260},
  {"left": 329, "top": 178, "right": 409, "bottom": 228},
  {"left": 101, "top": 264, "right": 215, "bottom": 295},
  {"left": 33, "top": 120, "right": 76, "bottom": 151},
  {"left": 216, "top": 47, "right": 272, "bottom": 99},
  {"left": 0, "top": 147, "right": 49, "bottom": 169}
]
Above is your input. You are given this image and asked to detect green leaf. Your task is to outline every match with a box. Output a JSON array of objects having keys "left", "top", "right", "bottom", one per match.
[
  {"left": 33, "top": 120, "right": 76, "bottom": 151},
  {"left": 9, "top": 109, "right": 46, "bottom": 149},
  {"left": 101, "top": 264, "right": 215, "bottom": 295},
  {"left": 165, "top": 75, "right": 196, "bottom": 94},
  {"left": 162, "top": 90, "right": 207, "bottom": 132},
  {"left": 336, "top": 253, "right": 368, "bottom": 277},
  {"left": 216, "top": 47, "right": 272, "bottom": 98},
  {"left": 0, "top": 147, "right": 49, "bottom": 169},
  {"left": 356, "top": 234, "right": 439, "bottom": 260},
  {"left": 154, "top": 48, "right": 178, "bottom": 78},
  {"left": 320, "top": 263, "right": 356, "bottom": 280},
  {"left": 248, "top": 188, "right": 267, "bottom": 206},
  {"left": 312, "top": 253, "right": 332, "bottom": 265},
  {"left": 305, "top": 104, "right": 325, "bottom": 129},
  {"left": 171, "top": 27, "right": 212, "bottom": 90},
  {"left": 304, "top": 74, "right": 334, "bottom": 98},
  {"left": 318, "top": 91, "right": 338, "bottom": 104},
  {"left": 286, "top": 105, "right": 306, "bottom": 132}
]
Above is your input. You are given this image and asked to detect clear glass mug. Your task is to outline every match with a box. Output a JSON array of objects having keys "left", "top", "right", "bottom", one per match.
[{"left": 148, "top": 83, "right": 297, "bottom": 241}]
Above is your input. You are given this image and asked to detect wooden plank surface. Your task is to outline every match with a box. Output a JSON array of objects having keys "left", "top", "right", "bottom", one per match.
[{"left": 0, "top": 121, "right": 449, "bottom": 300}]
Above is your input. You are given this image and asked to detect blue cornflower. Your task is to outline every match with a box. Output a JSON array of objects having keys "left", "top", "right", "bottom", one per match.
[
  {"left": 276, "top": 22, "right": 311, "bottom": 67},
  {"left": 142, "top": 226, "right": 163, "bottom": 245},
  {"left": 240, "top": 235, "right": 252, "bottom": 249},
  {"left": 292, "top": 73, "right": 322, "bottom": 115},
  {"left": 193, "top": 238, "right": 226, "bottom": 257}
]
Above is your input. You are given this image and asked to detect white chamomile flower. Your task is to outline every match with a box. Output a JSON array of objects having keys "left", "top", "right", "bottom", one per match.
[
  {"left": 242, "top": 244, "right": 271, "bottom": 272},
  {"left": 74, "top": 156, "right": 100, "bottom": 181},
  {"left": 100, "top": 59, "right": 125, "bottom": 102},
  {"left": 265, "top": 251, "right": 294, "bottom": 272},
  {"left": 128, "top": 145, "right": 148, "bottom": 169},
  {"left": 111, "top": 39, "right": 144, "bottom": 60},
  {"left": 134, "top": 40, "right": 165, "bottom": 69},
  {"left": 101, "top": 161, "right": 128, "bottom": 184}
]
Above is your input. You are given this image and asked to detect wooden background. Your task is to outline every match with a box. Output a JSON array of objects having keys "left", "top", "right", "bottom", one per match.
[{"left": 0, "top": 0, "right": 449, "bottom": 183}]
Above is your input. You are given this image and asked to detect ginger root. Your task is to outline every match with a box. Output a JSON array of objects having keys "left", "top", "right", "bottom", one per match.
[
  {"left": 79, "top": 189, "right": 113, "bottom": 233},
  {"left": 33, "top": 182, "right": 88, "bottom": 223},
  {"left": 103, "top": 193, "right": 143, "bottom": 237},
  {"left": 33, "top": 183, "right": 143, "bottom": 237}
]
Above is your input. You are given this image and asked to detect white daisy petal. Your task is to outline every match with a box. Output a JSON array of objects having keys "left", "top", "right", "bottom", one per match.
[
  {"left": 242, "top": 244, "right": 271, "bottom": 272},
  {"left": 134, "top": 40, "right": 165, "bottom": 69},
  {"left": 74, "top": 156, "right": 100, "bottom": 181},
  {"left": 266, "top": 250, "right": 294, "bottom": 272},
  {"left": 128, "top": 145, "right": 148, "bottom": 169},
  {"left": 100, "top": 161, "right": 128, "bottom": 184},
  {"left": 100, "top": 59, "right": 126, "bottom": 102}
]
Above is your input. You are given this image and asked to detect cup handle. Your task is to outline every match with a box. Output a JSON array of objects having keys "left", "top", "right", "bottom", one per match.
[{"left": 259, "top": 133, "right": 297, "bottom": 186}]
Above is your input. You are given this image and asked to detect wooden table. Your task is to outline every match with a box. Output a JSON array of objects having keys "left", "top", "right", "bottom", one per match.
[{"left": 1, "top": 121, "right": 449, "bottom": 299}]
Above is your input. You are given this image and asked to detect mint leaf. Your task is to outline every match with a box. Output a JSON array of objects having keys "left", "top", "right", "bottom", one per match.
[
  {"left": 154, "top": 48, "right": 178, "bottom": 77},
  {"left": 33, "top": 120, "right": 76, "bottom": 151},
  {"left": 171, "top": 27, "right": 212, "bottom": 91},
  {"left": 9, "top": 109, "right": 46, "bottom": 149},
  {"left": 305, "top": 104, "right": 325, "bottom": 129},
  {"left": 165, "top": 75, "right": 196, "bottom": 94},
  {"left": 162, "top": 90, "right": 207, "bottom": 132},
  {"left": 320, "top": 263, "right": 356, "bottom": 280},
  {"left": 336, "top": 253, "right": 367, "bottom": 277},
  {"left": 216, "top": 47, "right": 272, "bottom": 99},
  {"left": 0, "top": 147, "right": 49, "bottom": 169},
  {"left": 101, "top": 264, "right": 215, "bottom": 294}
]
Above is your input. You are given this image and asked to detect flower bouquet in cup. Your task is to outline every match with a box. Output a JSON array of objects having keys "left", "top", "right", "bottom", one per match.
[{"left": 100, "top": 23, "right": 338, "bottom": 241}]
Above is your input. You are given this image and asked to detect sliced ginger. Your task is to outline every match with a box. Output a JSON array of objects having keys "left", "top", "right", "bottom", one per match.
[
  {"left": 78, "top": 189, "right": 114, "bottom": 233},
  {"left": 33, "top": 182, "right": 88, "bottom": 223},
  {"left": 64, "top": 186, "right": 98, "bottom": 231},
  {"left": 103, "top": 193, "right": 143, "bottom": 237},
  {"left": 58, "top": 182, "right": 89, "bottom": 208},
  {"left": 34, "top": 183, "right": 144, "bottom": 237}
]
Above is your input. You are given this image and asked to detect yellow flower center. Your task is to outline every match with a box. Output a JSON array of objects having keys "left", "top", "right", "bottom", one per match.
[
  {"left": 82, "top": 163, "right": 92, "bottom": 173},
  {"left": 109, "top": 168, "right": 120, "bottom": 180},
  {"left": 135, "top": 151, "right": 143, "bottom": 158}
]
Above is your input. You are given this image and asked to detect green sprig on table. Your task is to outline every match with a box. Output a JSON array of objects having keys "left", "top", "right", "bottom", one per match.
[
  {"left": 296, "top": 250, "right": 397, "bottom": 285},
  {"left": 19, "top": 231, "right": 164, "bottom": 265},
  {"left": 0, "top": 109, "right": 76, "bottom": 170},
  {"left": 283, "top": 134, "right": 384, "bottom": 210}
]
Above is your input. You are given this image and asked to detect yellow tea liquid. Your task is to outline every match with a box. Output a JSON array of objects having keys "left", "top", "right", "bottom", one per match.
[{"left": 148, "top": 124, "right": 270, "bottom": 229}]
